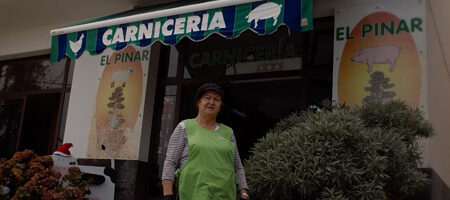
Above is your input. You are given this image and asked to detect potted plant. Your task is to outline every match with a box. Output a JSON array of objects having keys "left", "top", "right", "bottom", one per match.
[{"left": 0, "top": 150, "right": 90, "bottom": 200}]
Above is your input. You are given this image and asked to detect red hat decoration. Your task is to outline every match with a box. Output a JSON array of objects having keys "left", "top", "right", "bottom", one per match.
[{"left": 54, "top": 143, "right": 73, "bottom": 156}]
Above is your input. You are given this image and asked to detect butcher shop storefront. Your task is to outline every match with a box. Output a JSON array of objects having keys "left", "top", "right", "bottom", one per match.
[{"left": 49, "top": 0, "right": 319, "bottom": 198}]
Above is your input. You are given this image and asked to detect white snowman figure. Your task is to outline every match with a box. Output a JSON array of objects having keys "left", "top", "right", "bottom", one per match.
[
  {"left": 51, "top": 143, "right": 116, "bottom": 200},
  {"left": 52, "top": 143, "right": 78, "bottom": 167}
]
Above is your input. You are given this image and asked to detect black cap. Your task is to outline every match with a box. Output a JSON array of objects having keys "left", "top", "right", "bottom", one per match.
[{"left": 194, "top": 83, "right": 225, "bottom": 104}]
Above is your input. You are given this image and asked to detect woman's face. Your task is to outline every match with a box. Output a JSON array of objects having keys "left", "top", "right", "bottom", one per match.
[{"left": 197, "top": 90, "right": 222, "bottom": 117}]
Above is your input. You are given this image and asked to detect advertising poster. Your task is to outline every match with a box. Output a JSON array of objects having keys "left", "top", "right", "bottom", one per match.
[
  {"left": 84, "top": 45, "right": 149, "bottom": 160},
  {"left": 333, "top": 0, "right": 427, "bottom": 109}
]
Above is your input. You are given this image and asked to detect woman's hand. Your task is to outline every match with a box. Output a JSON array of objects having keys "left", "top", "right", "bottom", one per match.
[
  {"left": 239, "top": 189, "right": 249, "bottom": 199},
  {"left": 162, "top": 180, "right": 174, "bottom": 196}
]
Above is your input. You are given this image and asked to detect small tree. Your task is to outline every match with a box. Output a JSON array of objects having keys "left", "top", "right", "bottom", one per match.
[
  {"left": 363, "top": 71, "right": 396, "bottom": 103},
  {"left": 245, "top": 100, "right": 433, "bottom": 200},
  {"left": 107, "top": 87, "right": 125, "bottom": 129}
]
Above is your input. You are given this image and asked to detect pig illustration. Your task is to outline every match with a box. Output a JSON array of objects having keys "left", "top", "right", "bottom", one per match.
[
  {"left": 351, "top": 45, "right": 401, "bottom": 73},
  {"left": 246, "top": 2, "right": 282, "bottom": 28}
]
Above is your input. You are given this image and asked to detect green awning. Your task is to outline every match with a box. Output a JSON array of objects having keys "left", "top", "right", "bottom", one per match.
[{"left": 50, "top": 0, "right": 313, "bottom": 62}]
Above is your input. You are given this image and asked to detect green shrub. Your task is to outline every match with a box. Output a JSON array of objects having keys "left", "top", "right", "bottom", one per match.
[{"left": 245, "top": 100, "right": 433, "bottom": 200}]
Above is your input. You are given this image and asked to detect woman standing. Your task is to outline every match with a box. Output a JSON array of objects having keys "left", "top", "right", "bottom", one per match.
[{"left": 162, "top": 83, "right": 249, "bottom": 200}]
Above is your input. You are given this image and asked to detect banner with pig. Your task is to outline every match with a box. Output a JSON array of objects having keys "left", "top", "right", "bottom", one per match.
[
  {"left": 63, "top": 45, "right": 150, "bottom": 160},
  {"left": 87, "top": 45, "right": 149, "bottom": 160},
  {"left": 50, "top": 0, "right": 314, "bottom": 62},
  {"left": 332, "top": 0, "right": 427, "bottom": 109}
]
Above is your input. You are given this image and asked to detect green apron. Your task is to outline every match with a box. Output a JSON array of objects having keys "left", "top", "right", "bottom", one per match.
[{"left": 175, "top": 119, "right": 237, "bottom": 200}]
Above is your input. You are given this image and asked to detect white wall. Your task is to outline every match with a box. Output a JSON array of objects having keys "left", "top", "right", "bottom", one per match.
[
  {"left": 425, "top": 0, "right": 450, "bottom": 187},
  {"left": 0, "top": 0, "right": 137, "bottom": 60}
]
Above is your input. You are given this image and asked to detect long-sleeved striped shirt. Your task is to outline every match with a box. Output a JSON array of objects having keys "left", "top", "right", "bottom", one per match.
[{"left": 162, "top": 121, "right": 248, "bottom": 190}]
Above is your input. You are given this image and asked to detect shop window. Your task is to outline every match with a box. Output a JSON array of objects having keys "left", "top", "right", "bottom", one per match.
[
  {"left": 0, "top": 57, "right": 66, "bottom": 92},
  {"left": 0, "top": 99, "right": 23, "bottom": 158},
  {"left": 0, "top": 55, "right": 74, "bottom": 156},
  {"left": 179, "top": 27, "right": 302, "bottom": 81}
]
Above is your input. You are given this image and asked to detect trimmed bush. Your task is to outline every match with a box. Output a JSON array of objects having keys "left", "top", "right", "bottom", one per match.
[{"left": 245, "top": 100, "right": 433, "bottom": 200}]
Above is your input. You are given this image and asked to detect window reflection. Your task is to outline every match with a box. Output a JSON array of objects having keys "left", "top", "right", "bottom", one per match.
[
  {"left": 0, "top": 57, "right": 66, "bottom": 92},
  {"left": 178, "top": 27, "right": 302, "bottom": 80}
]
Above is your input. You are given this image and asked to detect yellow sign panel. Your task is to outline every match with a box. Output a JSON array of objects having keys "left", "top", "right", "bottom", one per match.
[{"left": 88, "top": 45, "right": 146, "bottom": 159}]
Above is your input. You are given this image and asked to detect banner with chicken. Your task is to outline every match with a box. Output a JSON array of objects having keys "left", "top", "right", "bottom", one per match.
[
  {"left": 50, "top": 0, "right": 313, "bottom": 62},
  {"left": 62, "top": 44, "right": 150, "bottom": 160},
  {"left": 332, "top": 0, "right": 427, "bottom": 109}
]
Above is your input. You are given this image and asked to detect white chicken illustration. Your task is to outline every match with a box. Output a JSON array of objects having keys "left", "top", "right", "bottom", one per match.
[{"left": 69, "top": 33, "right": 84, "bottom": 56}]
